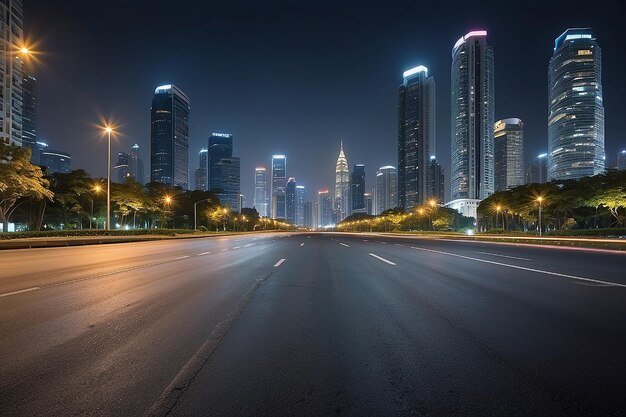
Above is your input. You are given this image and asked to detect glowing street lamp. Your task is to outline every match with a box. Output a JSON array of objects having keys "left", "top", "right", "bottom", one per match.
[
  {"left": 495, "top": 205, "right": 502, "bottom": 229},
  {"left": 90, "top": 184, "right": 103, "bottom": 229},
  {"left": 536, "top": 196, "right": 544, "bottom": 236},
  {"left": 100, "top": 124, "right": 116, "bottom": 229}
]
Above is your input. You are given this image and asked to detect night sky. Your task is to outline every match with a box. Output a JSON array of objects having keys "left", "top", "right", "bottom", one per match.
[{"left": 26, "top": 0, "right": 624, "bottom": 203}]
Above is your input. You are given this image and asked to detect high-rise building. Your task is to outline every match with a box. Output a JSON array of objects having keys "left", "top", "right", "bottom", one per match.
[
  {"left": 1, "top": 0, "right": 25, "bottom": 147},
  {"left": 150, "top": 84, "right": 190, "bottom": 189},
  {"left": 21, "top": 73, "right": 37, "bottom": 162},
  {"left": 548, "top": 28, "right": 604, "bottom": 180},
  {"left": 40, "top": 149, "right": 71, "bottom": 174},
  {"left": 376, "top": 166, "right": 398, "bottom": 215},
  {"left": 195, "top": 148, "right": 208, "bottom": 191},
  {"left": 350, "top": 164, "right": 366, "bottom": 214},
  {"left": 494, "top": 118, "right": 524, "bottom": 191},
  {"left": 114, "top": 152, "right": 130, "bottom": 183},
  {"left": 334, "top": 142, "right": 350, "bottom": 221},
  {"left": 364, "top": 192, "right": 373, "bottom": 215},
  {"left": 129, "top": 144, "right": 144, "bottom": 184},
  {"left": 617, "top": 150, "right": 626, "bottom": 171},
  {"left": 271, "top": 155, "right": 287, "bottom": 219},
  {"left": 429, "top": 157, "right": 445, "bottom": 203},
  {"left": 318, "top": 190, "right": 333, "bottom": 228},
  {"left": 398, "top": 65, "right": 435, "bottom": 209},
  {"left": 254, "top": 167, "right": 269, "bottom": 217},
  {"left": 451, "top": 30, "right": 495, "bottom": 201},
  {"left": 295, "top": 185, "right": 305, "bottom": 226},
  {"left": 303, "top": 201, "right": 313, "bottom": 228},
  {"left": 216, "top": 157, "right": 241, "bottom": 211},
  {"left": 285, "top": 177, "right": 297, "bottom": 224},
  {"left": 208, "top": 133, "right": 233, "bottom": 191},
  {"left": 526, "top": 153, "right": 548, "bottom": 184}
]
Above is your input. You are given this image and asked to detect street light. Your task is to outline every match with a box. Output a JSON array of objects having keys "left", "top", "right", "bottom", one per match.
[
  {"left": 536, "top": 196, "right": 544, "bottom": 236},
  {"left": 100, "top": 124, "right": 115, "bottom": 229},
  {"left": 91, "top": 184, "right": 103, "bottom": 229},
  {"left": 193, "top": 198, "right": 212, "bottom": 230},
  {"left": 495, "top": 205, "right": 502, "bottom": 229}
]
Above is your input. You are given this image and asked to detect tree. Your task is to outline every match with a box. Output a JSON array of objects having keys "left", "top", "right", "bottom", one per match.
[
  {"left": 47, "top": 169, "right": 93, "bottom": 228},
  {"left": 585, "top": 171, "right": 626, "bottom": 227},
  {"left": 0, "top": 143, "right": 53, "bottom": 231}
]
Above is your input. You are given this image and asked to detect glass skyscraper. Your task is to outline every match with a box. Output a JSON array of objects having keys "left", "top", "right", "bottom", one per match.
[
  {"left": 150, "top": 84, "right": 190, "bottom": 189},
  {"left": 334, "top": 143, "right": 349, "bottom": 222},
  {"left": 494, "top": 118, "right": 524, "bottom": 191},
  {"left": 295, "top": 185, "right": 305, "bottom": 226},
  {"left": 285, "top": 178, "right": 297, "bottom": 224},
  {"left": 376, "top": 166, "right": 398, "bottom": 215},
  {"left": 1, "top": 0, "right": 24, "bottom": 147},
  {"left": 21, "top": 73, "right": 37, "bottom": 162},
  {"left": 216, "top": 156, "right": 241, "bottom": 211},
  {"left": 350, "top": 164, "right": 366, "bottom": 214},
  {"left": 208, "top": 133, "right": 233, "bottom": 191},
  {"left": 114, "top": 152, "right": 130, "bottom": 183},
  {"left": 271, "top": 155, "right": 286, "bottom": 219},
  {"left": 450, "top": 30, "right": 495, "bottom": 200},
  {"left": 195, "top": 148, "right": 208, "bottom": 191},
  {"left": 548, "top": 28, "right": 604, "bottom": 180},
  {"left": 129, "top": 144, "right": 144, "bottom": 185},
  {"left": 40, "top": 149, "right": 71, "bottom": 174},
  {"left": 398, "top": 65, "right": 435, "bottom": 209},
  {"left": 254, "top": 167, "right": 269, "bottom": 217}
]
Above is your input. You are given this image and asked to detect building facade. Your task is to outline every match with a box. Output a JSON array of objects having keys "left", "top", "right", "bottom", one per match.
[
  {"left": 114, "top": 152, "right": 130, "bottom": 183},
  {"left": 40, "top": 149, "right": 71, "bottom": 174},
  {"left": 216, "top": 156, "right": 241, "bottom": 211},
  {"left": 350, "top": 164, "right": 366, "bottom": 214},
  {"left": 494, "top": 118, "right": 524, "bottom": 191},
  {"left": 21, "top": 73, "right": 37, "bottom": 162},
  {"left": 451, "top": 30, "right": 495, "bottom": 201},
  {"left": 526, "top": 153, "right": 548, "bottom": 184},
  {"left": 548, "top": 28, "right": 604, "bottom": 180},
  {"left": 334, "top": 142, "right": 350, "bottom": 221},
  {"left": 0, "top": 0, "right": 24, "bottom": 147},
  {"left": 271, "top": 155, "right": 287, "bottom": 219},
  {"left": 285, "top": 177, "right": 297, "bottom": 224},
  {"left": 376, "top": 166, "right": 398, "bottom": 215},
  {"left": 318, "top": 190, "right": 333, "bottom": 228},
  {"left": 129, "top": 144, "right": 144, "bottom": 184},
  {"left": 254, "top": 167, "right": 269, "bottom": 217},
  {"left": 195, "top": 148, "right": 208, "bottom": 191},
  {"left": 617, "top": 150, "right": 626, "bottom": 170},
  {"left": 398, "top": 65, "right": 435, "bottom": 209},
  {"left": 208, "top": 133, "right": 233, "bottom": 191},
  {"left": 429, "top": 157, "right": 445, "bottom": 203},
  {"left": 150, "top": 84, "right": 190, "bottom": 188},
  {"left": 295, "top": 185, "right": 305, "bottom": 226}
]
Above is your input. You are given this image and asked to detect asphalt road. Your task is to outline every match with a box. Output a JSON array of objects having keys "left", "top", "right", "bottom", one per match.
[{"left": 1, "top": 233, "right": 625, "bottom": 416}]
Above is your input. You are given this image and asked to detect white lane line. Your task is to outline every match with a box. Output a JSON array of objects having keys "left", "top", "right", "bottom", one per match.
[
  {"left": 339, "top": 243, "right": 350, "bottom": 247},
  {"left": 477, "top": 251, "right": 530, "bottom": 261},
  {"left": 274, "top": 258, "right": 286, "bottom": 267},
  {"left": 362, "top": 239, "right": 369, "bottom": 242},
  {"left": 174, "top": 255, "right": 190, "bottom": 260},
  {"left": 300, "top": 243, "right": 305, "bottom": 247},
  {"left": 411, "top": 246, "right": 626, "bottom": 288},
  {"left": 368, "top": 253, "right": 396, "bottom": 265},
  {"left": 197, "top": 252, "right": 211, "bottom": 256},
  {"left": 381, "top": 241, "right": 388, "bottom": 244},
  {"left": 307, "top": 236, "right": 311, "bottom": 239},
  {"left": 0, "top": 286, "right": 41, "bottom": 298},
  {"left": 233, "top": 246, "right": 241, "bottom": 249},
  {"left": 394, "top": 243, "right": 405, "bottom": 247},
  {"left": 222, "top": 248, "right": 229, "bottom": 251},
  {"left": 244, "top": 244, "right": 253, "bottom": 247}
]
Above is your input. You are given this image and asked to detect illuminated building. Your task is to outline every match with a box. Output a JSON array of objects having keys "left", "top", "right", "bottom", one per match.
[
  {"left": 376, "top": 166, "right": 397, "bottom": 215},
  {"left": 494, "top": 118, "right": 524, "bottom": 191},
  {"left": 334, "top": 142, "right": 350, "bottom": 221},
  {"left": 271, "top": 155, "right": 287, "bottom": 219},
  {"left": 195, "top": 148, "right": 208, "bottom": 191},
  {"left": 0, "top": 0, "right": 24, "bottom": 147},
  {"left": 254, "top": 167, "right": 269, "bottom": 217},
  {"left": 350, "top": 164, "right": 366, "bottom": 214}
]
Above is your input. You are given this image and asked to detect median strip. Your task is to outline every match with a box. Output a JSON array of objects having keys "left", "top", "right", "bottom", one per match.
[{"left": 368, "top": 253, "right": 396, "bottom": 265}]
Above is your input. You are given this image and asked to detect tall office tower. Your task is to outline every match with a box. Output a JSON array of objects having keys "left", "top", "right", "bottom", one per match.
[
  {"left": 129, "top": 144, "right": 144, "bottom": 184},
  {"left": 617, "top": 150, "right": 626, "bottom": 170},
  {"left": 318, "top": 190, "right": 333, "bottom": 228},
  {"left": 303, "top": 201, "right": 313, "bottom": 228},
  {"left": 451, "top": 30, "right": 495, "bottom": 201},
  {"left": 364, "top": 192, "right": 373, "bottom": 215},
  {"left": 114, "top": 152, "right": 130, "bottom": 183},
  {"left": 254, "top": 167, "right": 269, "bottom": 217},
  {"left": 548, "top": 28, "right": 604, "bottom": 180},
  {"left": 376, "top": 166, "right": 398, "bottom": 214},
  {"left": 525, "top": 153, "right": 548, "bottom": 184},
  {"left": 334, "top": 142, "right": 350, "bottom": 222},
  {"left": 494, "top": 118, "right": 524, "bottom": 191},
  {"left": 216, "top": 157, "right": 241, "bottom": 211},
  {"left": 285, "top": 177, "right": 297, "bottom": 224},
  {"left": 350, "top": 164, "right": 366, "bottom": 214},
  {"left": 40, "top": 149, "right": 71, "bottom": 174},
  {"left": 271, "top": 155, "right": 287, "bottom": 219},
  {"left": 21, "top": 73, "right": 37, "bottom": 162},
  {"left": 295, "top": 185, "right": 305, "bottom": 226},
  {"left": 429, "top": 157, "right": 445, "bottom": 202},
  {"left": 0, "top": 0, "right": 24, "bottom": 147},
  {"left": 208, "top": 133, "right": 233, "bottom": 191},
  {"left": 195, "top": 148, "right": 208, "bottom": 191},
  {"left": 150, "top": 84, "right": 190, "bottom": 188},
  {"left": 398, "top": 65, "right": 435, "bottom": 209}
]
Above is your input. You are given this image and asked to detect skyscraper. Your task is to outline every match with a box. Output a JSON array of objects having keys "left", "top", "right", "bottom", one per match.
[
  {"left": 450, "top": 30, "right": 495, "bottom": 201},
  {"left": 376, "top": 166, "right": 398, "bottom": 215},
  {"left": 216, "top": 157, "right": 241, "bottom": 211},
  {"left": 40, "top": 149, "right": 71, "bottom": 174},
  {"left": 114, "top": 152, "right": 130, "bottom": 183},
  {"left": 195, "top": 148, "right": 208, "bottom": 191},
  {"left": 150, "top": 84, "right": 190, "bottom": 189},
  {"left": 429, "top": 157, "right": 445, "bottom": 203},
  {"left": 303, "top": 201, "right": 313, "bottom": 228},
  {"left": 129, "top": 144, "right": 144, "bottom": 184},
  {"left": 271, "top": 155, "right": 287, "bottom": 219},
  {"left": 398, "top": 65, "right": 435, "bottom": 209},
  {"left": 494, "top": 118, "right": 524, "bottom": 191},
  {"left": 350, "top": 164, "right": 366, "bottom": 214},
  {"left": 318, "top": 190, "right": 333, "bottom": 228},
  {"left": 548, "top": 28, "right": 604, "bottom": 180},
  {"left": 286, "top": 177, "right": 297, "bottom": 224},
  {"left": 617, "top": 150, "right": 626, "bottom": 171},
  {"left": 21, "top": 73, "right": 37, "bottom": 162},
  {"left": 0, "top": 0, "right": 24, "bottom": 147},
  {"left": 334, "top": 142, "right": 350, "bottom": 221},
  {"left": 364, "top": 192, "right": 373, "bottom": 215},
  {"left": 526, "top": 153, "right": 548, "bottom": 184},
  {"left": 208, "top": 133, "right": 233, "bottom": 191},
  {"left": 254, "top": 167, "right": 269, "bottom": 217},
  {"left": 296, "top": 185, "right": 305, "bottom": 226}
]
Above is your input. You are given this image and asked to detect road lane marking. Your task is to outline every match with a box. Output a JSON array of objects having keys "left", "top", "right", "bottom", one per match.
[
  {"left": 339, "top": 243, "right": 350, "bottom": 247},
  {"left": 362, "top": 239, "right": 369, "bottom": 242},
  {"left": 300, "top": 243, "right": 304, "bottom": 247},
  {"left": 381, "top": 241, "right": 387, "bottom": 244},
  {"left": 411, "top": 246, "right": 626, "bottom": 288},
  {"left": 368, "top": 253, "right": 396, "bottom": 265},
  {"left": 174, "top": 255, "right": 190, "bottom": 260},
  {"left": 274, "top": 259, "right": 286, "bottom": 267},
  {"left": 394, "top": 243, "right": 405, "bottom": 247},
  {"left": 244, "top": 244, "right": 253, "bottom": 247},
  {"left": 233, "top": 246, "right": 241, "bottom": 249},
  {"left": 197, "top": 252, "right": 211, "bottom": 256},
  {"left": 0, "top": 287, "right": 41, "bottom": 298},
  {"left": 222, "top": 248, "right": 229, "bottom": 251},
  {"left": 477, "top": 251, "right": 530, "bottom": 261}
]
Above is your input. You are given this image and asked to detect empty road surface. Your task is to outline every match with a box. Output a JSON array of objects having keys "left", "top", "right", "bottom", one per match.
[{"left": 1, "top": 232, "right": 625, "bottom": 416}]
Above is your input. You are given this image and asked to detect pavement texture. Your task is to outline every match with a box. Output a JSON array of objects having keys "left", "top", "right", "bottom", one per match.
[{"left": 1, "top": 232, "right": 625, "bottom": 416}]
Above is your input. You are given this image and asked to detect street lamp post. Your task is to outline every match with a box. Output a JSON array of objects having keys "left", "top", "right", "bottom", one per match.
[
  {"left": 104, "top": 126, "right": 113, "bottom": 229},
  {"left": 496, "top": 205, "right": 502, "bottom": 229},
  {"left": 537, "top": 196, "right": 543, "bottom": 236},
  {"left": 193, "top": 198, "right": 211, "bottom": 230}
]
